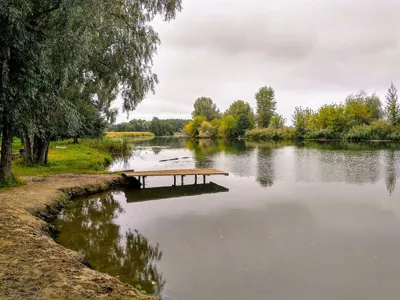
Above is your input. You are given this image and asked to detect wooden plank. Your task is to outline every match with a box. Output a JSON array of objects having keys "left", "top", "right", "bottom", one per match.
[{"left": 123, "top": 168, "right": 229, "bottom": 177}]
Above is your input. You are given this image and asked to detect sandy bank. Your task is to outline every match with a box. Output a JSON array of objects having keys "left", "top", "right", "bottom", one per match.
[{"left": 0, "top": 174, "right": 155, "bottom": 300}]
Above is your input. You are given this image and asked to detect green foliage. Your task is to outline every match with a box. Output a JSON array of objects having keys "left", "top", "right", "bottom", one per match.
[
  {"left": 192, "top": 97, "right": 220, "bottom": 121},
  {"left": 82, "top": 138, "right": 131, "bottom": 155},
  {"left": 149, "top": 117, "right": 172, "bottom": 136},
  {"left": 199, "top": 121, "right": 218, "bottom": 138},
  {"left": 218, "top": 115, "right": 237, "bottom": 138},
  {"left": 256, "top": 86, "right": 276, "bottom": 128},
  {"left": 183, "top": 116, "right": 206, "bottom": 138},
  {"left": 385, "top": 82, "right": 400, "bottom": 125},
  {"left": 245, "top": 127, "right": 295, "bottom": 141},
  {"left": 0, "top": 175, "right": 24, "bottom": 188},
  {"left": 345, "top": 100, "right": 373, "bottom": 127},
  {"left": 0, "top": 0, "right": 182, "bottom": 179},
  {"left": 292, "top": 107, "right": 313, "bottom": 138},
  {"left": 108, "top": 119, "right": 189, "bottom": 135},
  {"left": 226, "top": 100, "right": 255, "bottom": 125},
  {"left": 315, "top": 104, "right": 348, "bottom": 132},
  {"left": 305, "top": 129, "right": 341, "bottom": 140},
  {"left": 346, "top": 121, "right": 397, "bottom": 141},
  {"left": 346, "top": 90, "right": 383, "bottom": 121},
  {"left": 269, "top": 114, "right": 286, "bottom": 129},
  {"left": 235, "top": 114, "right": 252, "bottom": 137}
]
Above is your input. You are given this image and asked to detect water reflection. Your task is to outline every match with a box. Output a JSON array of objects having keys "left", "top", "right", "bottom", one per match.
[
  {"left": 385, "top": 151, "right": 398, "bottom": 196},
  {"left": 256, "top": 145, "right": 275, "bottom": 187},
  {"left": 152, "top": 147, "right": 163, "bottom": 155},
  {"left": 120, "top": 138, "right": 400, "bottom": 194},
  {"left": 54, "top": 194, "right": 165, "bottom": 295},
  {"left": 123, "top": 183, "right": 229, "bottom": 202},
  {"left": 295, "top": 145, "right": 381, "bottom": 185},
  {"left": 57, "top": 139, "right": 400, "bottom": 300},
  {"left": 134, "top": 137, "right": 188, "bottom": 151}
]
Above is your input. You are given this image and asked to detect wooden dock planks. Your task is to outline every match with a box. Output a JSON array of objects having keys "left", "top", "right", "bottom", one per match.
[
  {"left": 122, "top": 168, "right": 229, "bottom": 188},
  {"left": 122, "top": 168, "right": 229, "bottom": 177}
]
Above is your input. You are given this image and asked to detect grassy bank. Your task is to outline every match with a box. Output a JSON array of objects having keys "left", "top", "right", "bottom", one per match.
[
  {"left": 245, "top": 127, "right": 296, "bottom": 140},
  {"left": 10, "top": 138, "right": 131, "bottom": 177},
  {"left": 106, "top": 131, "right": 153, "bottom": 138},
  {"left": 245, "top": 122, "right": 400, "bottom": 142}
]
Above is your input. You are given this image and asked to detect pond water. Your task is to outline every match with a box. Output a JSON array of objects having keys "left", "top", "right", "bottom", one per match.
[{"left": 54, "top": 138, "right": 400, "bottom": 300}]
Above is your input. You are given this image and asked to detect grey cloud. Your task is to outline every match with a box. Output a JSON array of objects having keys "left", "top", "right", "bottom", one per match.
[
  {"left": 166, "top": 11, "right": 317, "bottom": 60},
  {"left": 117, "top": 0, "right": 400, "bottom": 122},
  {"left": 164, "top": 0, "right": 400, "bottom": 62}
]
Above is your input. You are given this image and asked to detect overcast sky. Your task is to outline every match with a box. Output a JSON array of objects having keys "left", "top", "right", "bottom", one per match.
[{"left": 115, "top": 0, "right": 400, "bottom": 123}]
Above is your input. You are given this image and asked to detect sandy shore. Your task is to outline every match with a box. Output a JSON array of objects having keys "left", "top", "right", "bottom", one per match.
[{"left": 0, "top": 174, "right": 155, "bottom": 300}]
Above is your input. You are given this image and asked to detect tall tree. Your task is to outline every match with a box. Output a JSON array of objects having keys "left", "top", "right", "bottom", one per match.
[
  {"left": 226, "top": 100, "right": 255, "bottom": 133},
  {"left": 0, "top": 0, "right": 182, "bottom": 181},
  {"left": 256, "top": 86, "right": 276, "bottom": 128},
  {"left": 192, "top": 97, "right": 220, "bottom": 121},
  {"left": 345, "top": 90, "right": 383, "bottom": 123},
  {"left": 225, "top": 100, "right": 253, "bottom": 118},
  {"left": 385, "top": 82, "right": 399, "bottom": 125}
]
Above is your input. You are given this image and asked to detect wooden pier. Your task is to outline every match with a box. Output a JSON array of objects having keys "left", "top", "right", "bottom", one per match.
[{"left": 122, "top": 168, "right": 229, "bottom": 188}]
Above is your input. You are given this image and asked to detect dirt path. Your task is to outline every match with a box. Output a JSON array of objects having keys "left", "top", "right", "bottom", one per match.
[{"left": 0, "top": 174, "right": 155, "bottom": 300}]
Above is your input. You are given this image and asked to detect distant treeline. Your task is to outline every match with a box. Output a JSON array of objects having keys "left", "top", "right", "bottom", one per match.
[
  {"left": 107, "top": 118, "right": 190, "bottom": 136},
  {"left": 184, "top": 82, "right": 400, "bottom": 141}
]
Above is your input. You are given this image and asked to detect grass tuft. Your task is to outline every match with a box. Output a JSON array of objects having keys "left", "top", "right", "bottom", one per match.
[
  {"left": 82, "top": 137, "right": 131, "bottom": 155},
  {"left": 0, "top": 175, "right": 24, "bottom": 188}
]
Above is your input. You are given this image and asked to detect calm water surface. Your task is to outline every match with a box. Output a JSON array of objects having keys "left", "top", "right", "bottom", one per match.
[{"left": 54, "top": 138, "right": 400, "bottom": 300}]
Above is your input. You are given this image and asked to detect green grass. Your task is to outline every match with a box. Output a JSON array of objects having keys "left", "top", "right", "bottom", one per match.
[
  {"left": 12, "top": 137, "right": 22, "bottom": 152},
  {"left": 11, "top": 139, "right": 114, "bottom": 177},
  {"left": 81, "top": 137, "right": 131, "bottom": 155},
  {"left": 106, "top": 131, "right": 153, "bottom": 138}
]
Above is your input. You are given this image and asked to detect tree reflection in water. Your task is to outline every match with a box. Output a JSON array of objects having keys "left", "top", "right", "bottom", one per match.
[
  {"left": 385, "top": 151, "right": 397, "bottom": 196},
  {"left": 256, "top": 145, "right": 275, "bottom": 187},
  {"left": 54, "top": 193, "right": 165, "bottom": 295}
]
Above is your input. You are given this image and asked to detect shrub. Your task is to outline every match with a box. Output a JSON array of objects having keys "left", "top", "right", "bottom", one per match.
[
  {"left": 0, "top": 175, "right": 24, "bottom": 188},
  {"left": 346, "top": 120, "right": 393, "bottom": 141},
  {"left": 82, "top": 137, "right": 131, "bottom": 154},
  {"left": 218, "top": 115, "right": 237, "bottom": 138},
  {"left": 199, "top": 121, "right": 218, "bottom": 138},
  {"left": 245, "top": 127, "right": 295, "bottom": 140},
  {"left": 183, "top": 116, "right": 205, "bottom": 138},
  {"left": 305, "top": 129, "right": 341, "bottom": 140}
]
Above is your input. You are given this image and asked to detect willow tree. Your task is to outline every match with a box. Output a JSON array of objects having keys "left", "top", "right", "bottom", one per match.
[{"left": 0, "top": 0, "right": 182, "bottom": 181}]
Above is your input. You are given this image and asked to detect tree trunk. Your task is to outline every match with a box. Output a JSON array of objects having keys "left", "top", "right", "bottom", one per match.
[
  {"left": 33, "top": 132, "right": 51, "bottom": 165},
  {"left": 0, "top": 110, "right": 14, "bottom": 181},
  {"left": 22, "top": 126, "right": 34, "bottom": 165},
  {"left": 73, "top": 136, "right": 79, "bottom": 144}
]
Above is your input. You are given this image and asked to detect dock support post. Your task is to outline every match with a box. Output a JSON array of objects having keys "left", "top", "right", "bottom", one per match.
[
  {"left": 138, "top": 176, "right": 141, "bottom": 184},
  {"left": 143, "top": 176, "right": 146, "bottom": 188},
  {"left": 203, "top": 175, "right": 206, "bottom": 184},
  {"left": 181, "top": 175, "right": 185, "bottom": 185},
  {"left": 173, "top": 175, "right": 176, "bottom": 186},
  {"left": 195, "top": 175, "right": 197, "bottom": 185}
]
